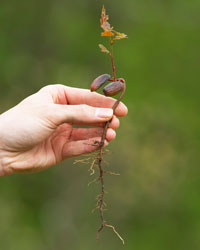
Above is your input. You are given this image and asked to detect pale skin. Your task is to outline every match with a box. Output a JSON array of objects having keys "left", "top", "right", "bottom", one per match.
[{"left": 0, "top": 84, "right": 128, "bottom": 177}]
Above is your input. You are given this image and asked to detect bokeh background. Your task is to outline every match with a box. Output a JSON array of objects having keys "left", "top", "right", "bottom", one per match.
[{"left": 0, "top": 0, "right": 200, "bottom": 249}]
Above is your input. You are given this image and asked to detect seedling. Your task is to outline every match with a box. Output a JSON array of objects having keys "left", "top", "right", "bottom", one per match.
[{"left": 90, "top": 5, "right": 127, "bottom": 244}]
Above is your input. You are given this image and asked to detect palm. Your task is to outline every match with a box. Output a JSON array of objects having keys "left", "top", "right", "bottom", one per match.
[
  {"left": 13, "top": 122, "right": 102, "bottom": 174},
  {"left": 26, "top": 123, "right": 73, "bottom": 172}
]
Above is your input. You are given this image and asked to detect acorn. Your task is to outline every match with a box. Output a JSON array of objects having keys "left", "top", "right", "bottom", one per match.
[
  {"left": 103, "top": 81, "right": 124, "bottom": 97},
  {"left": 90, "top": 74, "right": 111, "bottom": 92}
]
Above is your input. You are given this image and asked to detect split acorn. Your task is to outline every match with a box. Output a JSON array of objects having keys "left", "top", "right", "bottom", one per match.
[
  {"left": 103, "top": 81, "right": 123, "bottom": 97},
  {"left": 91, "top": 74, "right": 124, "bottom": 97},
  {"left": 90, "top": 74, "right": 111, "bottom": 92}
]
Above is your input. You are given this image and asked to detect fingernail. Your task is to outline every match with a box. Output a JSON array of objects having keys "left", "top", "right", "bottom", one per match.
[{"left": 96, "top": 108, "right": 113, "bottom": 118}]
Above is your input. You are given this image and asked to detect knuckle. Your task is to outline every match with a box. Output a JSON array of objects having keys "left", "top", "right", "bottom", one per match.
[
  {"left": 39, "top": 84, "right": 65, "bottom": 93},
  {"left": 79, "top": 104, "right": 87, "bottom": 113},
  {"left": 79, "top": 104, "right": 91, "bottom": 114}
]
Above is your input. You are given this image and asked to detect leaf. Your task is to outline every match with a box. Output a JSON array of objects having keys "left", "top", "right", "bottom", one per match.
[
  {"left": 113, "top": 31, "right": 128, "bottom": 40},
  {"left": 98, "top": 44, "right": 110, "bottom": 54},
  {"left": 100, "top": 5, "right": 113, "bottom": 32},
  {"left": 101, "top": 31, "right": 114, "bottom": 37}
]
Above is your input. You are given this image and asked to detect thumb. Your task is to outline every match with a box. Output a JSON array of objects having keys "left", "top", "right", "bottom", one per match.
[{"left": 49, "top": 104, "right": 113, "bottom": 125}]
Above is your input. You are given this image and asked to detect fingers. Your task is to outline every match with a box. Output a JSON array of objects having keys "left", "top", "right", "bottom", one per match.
[
  {"left": 70, "top": 127, "right": 116, "bottom": 142},
  {"left": 39, "top": 85, "right": 128, "bottom": 117},
  {"left": 62, "top": 137, "right": 109, "bottom": 158},
  {"left": 70, "top": 128, "right": 103, "bottom": 141},
  {"left": 109, "top": 115, "right": 120, "bottom": 129},
  {"left": 74, "top": 115, "right": 120, "bottom": 129},
  {"left": 52, "top": 125, "right": 116, "bottom": 161},
  {"left": 106, "top": 128, "right": 116, "bottom": 142},
  {"left": 65, "top": 86, "right": 128, "bottom": 117},
  {"left": 49, "top": 104, "right": 113, "bottom": 126}
]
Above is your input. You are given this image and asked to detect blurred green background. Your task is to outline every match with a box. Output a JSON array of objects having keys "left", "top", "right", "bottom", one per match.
[{"left": 0, "top": 0, "right": 200, "bottom": 249}]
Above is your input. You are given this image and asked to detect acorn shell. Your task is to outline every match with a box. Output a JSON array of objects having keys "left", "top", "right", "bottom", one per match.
[
  {"left": 103, "top": 81, "right": 123, "bottom": 96},
  {"left": 90, "top": 74, "right": 111, "bottom": 91}
]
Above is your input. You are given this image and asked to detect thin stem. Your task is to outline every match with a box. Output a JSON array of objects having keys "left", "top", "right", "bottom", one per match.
[{"left": 109, "top": 37, "right": 116, "bottom": 81}]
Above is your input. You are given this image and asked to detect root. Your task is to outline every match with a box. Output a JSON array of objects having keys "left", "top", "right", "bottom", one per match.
[
  {"left": 73, "top": 157, "right": 91, "bottom": 165},
  {"left": 92, "top": 206, "right": 99, "bottom": 213},
  {"left": 74, "top": 86, "right": 126, "bottom": 244},
  {"left": 73, "top": 153, "right": 98, "bottom": 176},
  {"left": 88, "top": 159, "right": 96, "bottom": 176},
  {"left": 88, "top": 177, "right": 100, "bottom": 186},
  {"left": 104, "top": 170, "right": 120, "bottom": 176},
  {"left": 105, "top": 224, "right": 125, "bottom": 245},
  {"left": 94, "top": 87, "right": 126, "bottom": 244},
  {"left": 96, "top": 222, "right": 124, "bottom": 245}
]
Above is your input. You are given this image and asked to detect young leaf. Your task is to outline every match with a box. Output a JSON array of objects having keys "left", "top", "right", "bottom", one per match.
[
  {"left": 113, "top": 31, "right": 128, "bottom": 40},
  {"left": 101, "top": 31, "right": 114, "bottom": 37},
  {"left": 99, "top": 44, "right": 110, "bottom": 54},
  {"left": 100, "top": 5, "right": 113, "bottom": 32}
]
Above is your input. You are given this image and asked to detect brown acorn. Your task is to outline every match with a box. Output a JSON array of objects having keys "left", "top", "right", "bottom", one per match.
[
  {"left": 103, "top": 81, "right": 124, "bottom": 97},
  {"left": 90, "top": 74, "right": 111, "bottom": 92}
]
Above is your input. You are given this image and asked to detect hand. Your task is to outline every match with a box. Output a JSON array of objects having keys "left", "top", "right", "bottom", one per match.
[{"left": 0, "top": 84, "right": 128, "bottom": 176}]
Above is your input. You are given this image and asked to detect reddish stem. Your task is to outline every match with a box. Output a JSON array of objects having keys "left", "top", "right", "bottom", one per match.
[{"left": 109, "top": 38, "right": 116, "bottom": 81}]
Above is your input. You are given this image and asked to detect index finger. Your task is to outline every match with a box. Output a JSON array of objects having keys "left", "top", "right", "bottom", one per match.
[{"left": 45, "top": 85, "right": 128, "bottom": 117}]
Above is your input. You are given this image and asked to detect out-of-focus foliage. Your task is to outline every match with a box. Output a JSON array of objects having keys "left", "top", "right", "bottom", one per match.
[{"left": 0, "top": 0, "right": 200, "bottom": 249}]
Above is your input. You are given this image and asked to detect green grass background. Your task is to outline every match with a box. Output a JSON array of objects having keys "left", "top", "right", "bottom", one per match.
[{"left": 0, "top": 0, "right": 200, "bottom": 249}]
